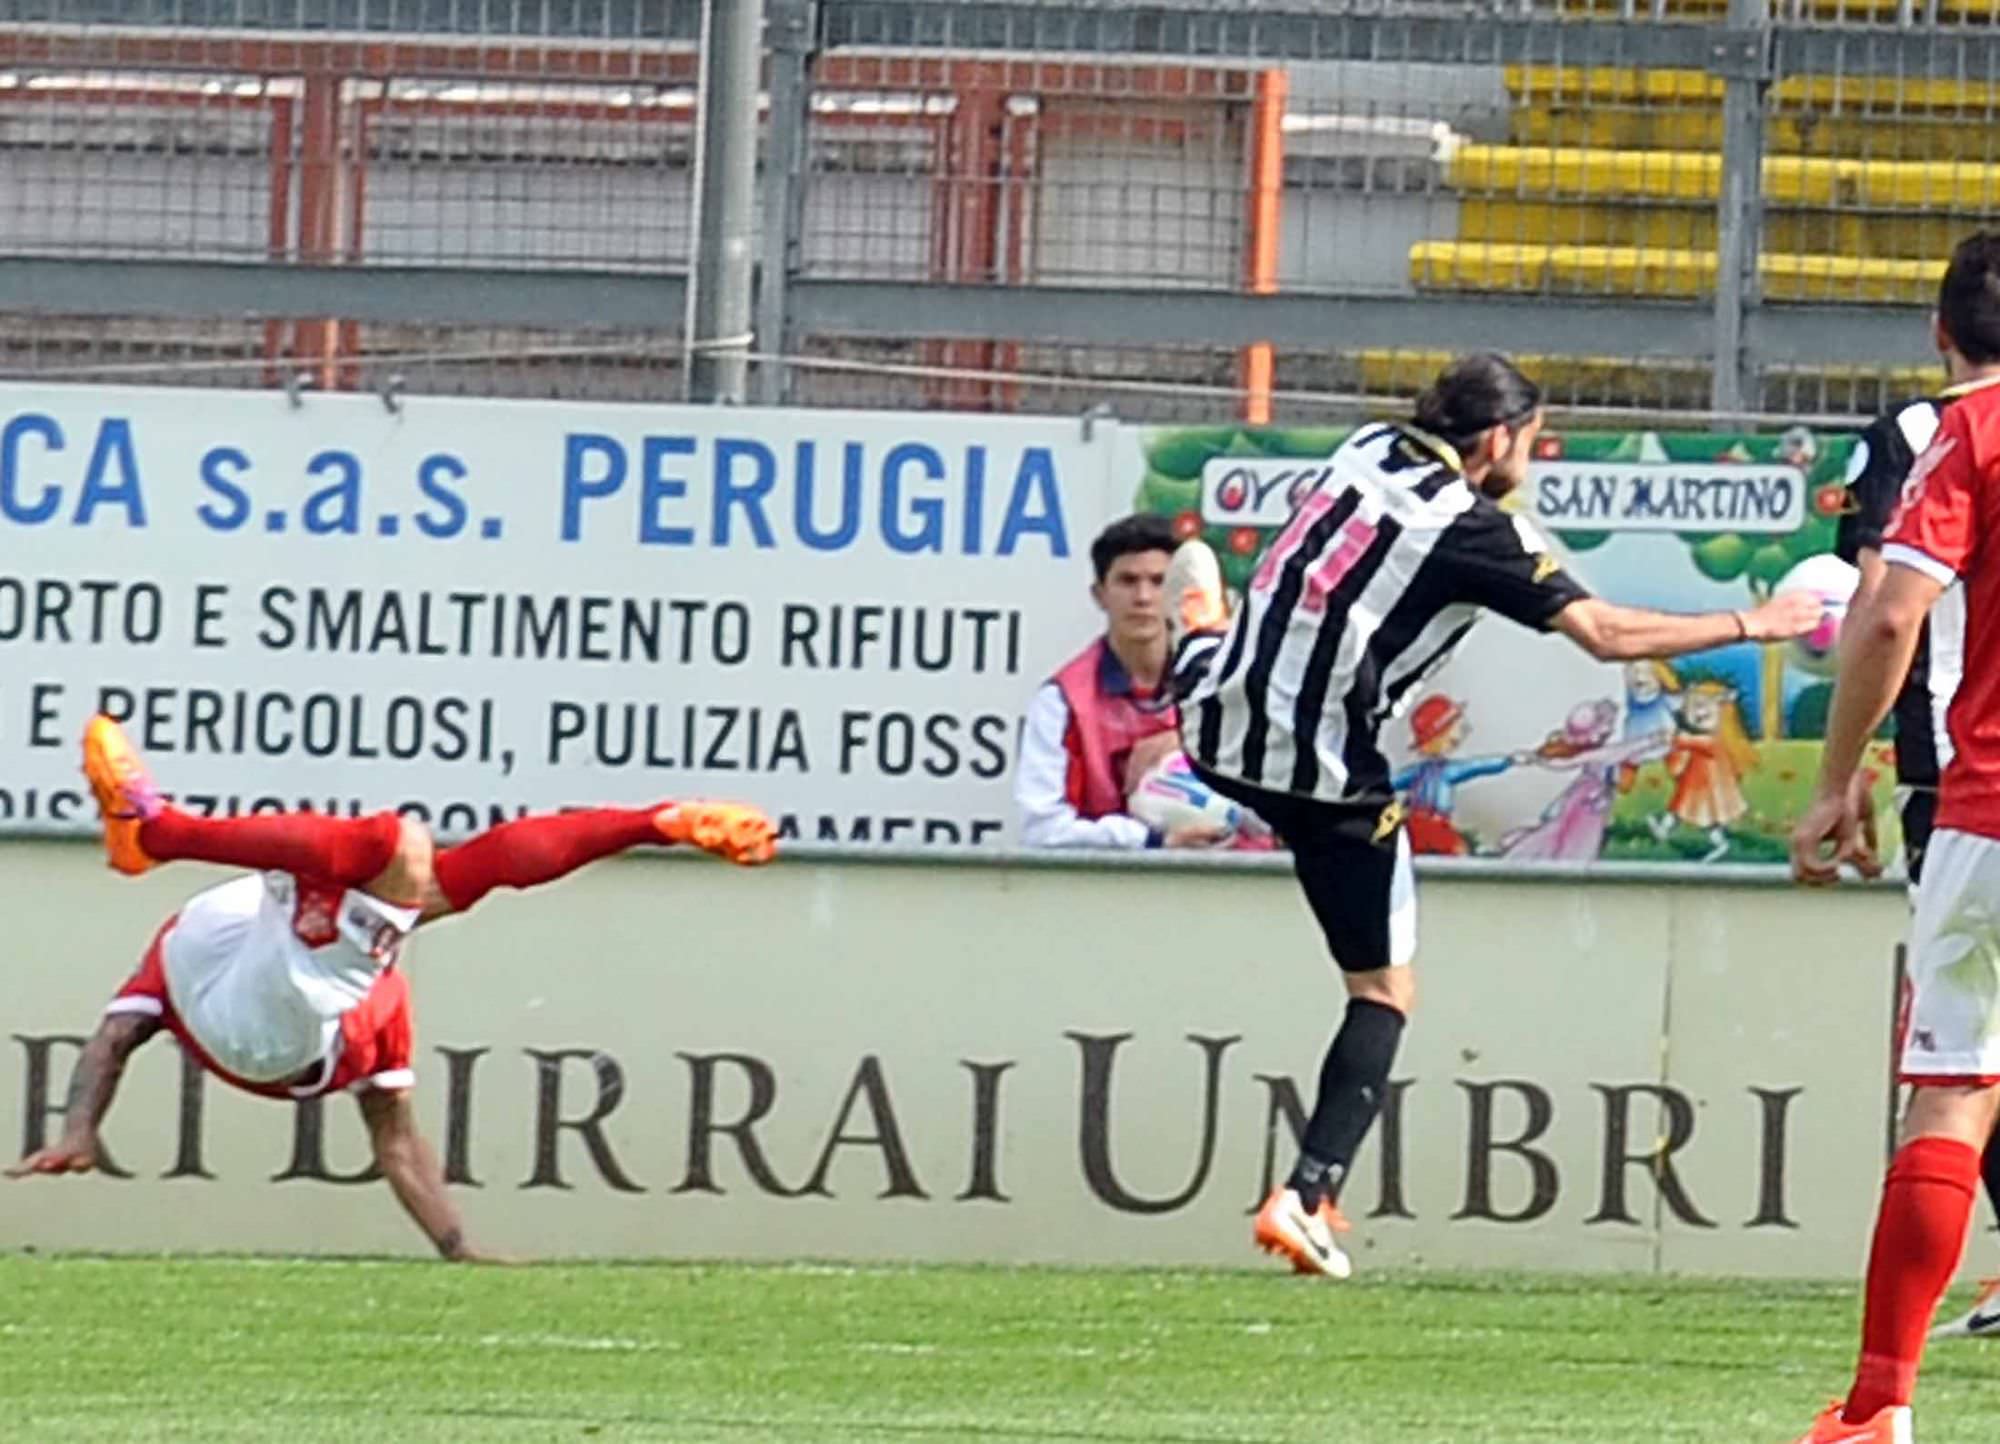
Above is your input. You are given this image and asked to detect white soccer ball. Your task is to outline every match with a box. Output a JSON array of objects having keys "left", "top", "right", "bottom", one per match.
[
  {"left": 1127, "top": 751, "right": 1249, "bottom": 838},
  {"left": 1775, "top": 552, "right": 1860, "bottom": 678}
]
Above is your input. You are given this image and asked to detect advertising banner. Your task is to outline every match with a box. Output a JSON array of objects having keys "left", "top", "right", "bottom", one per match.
[
  {"left": 0, "top": 386, "right": 1125, "bottom": 847},
  {"left": 1131, "top": 421, "right": 1900, "bottom": 868}
]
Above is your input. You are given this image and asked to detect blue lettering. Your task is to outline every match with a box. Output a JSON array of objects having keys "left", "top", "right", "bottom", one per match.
[
  {"left": 303, "top": 450, "right": 362, "bottom": 535},
  {"left": 416, "top": 452, "right": 469, "bottom": 539},
  {"left": 961, "top": 445, "right": 986, "bottom": 556},
  {"left": 639, "top": 436, "right": 696, "bottom": 546},
  {"left": 713, "top": 437, "right": 776, "bottom": 548},
  {"left": 997, "top": 447, "right": 1067, "bottom": 557},
  {"left": 881, "top": 442, "right": 945, "bottom": 555},
  {"left": 199, "top": 446, "right": 252, "bottom": 531},
  {"left": 76, "top": 418, "right": 146, "bottom": 527},
  {"left": 561, "top": 433, "right": 625, "bottom": 542},
  {"left": 793, "top": 440, "right": 862, "bottom": 552},
  {"left": 0, "top": 413, "right": 62, "bottom": 525}
]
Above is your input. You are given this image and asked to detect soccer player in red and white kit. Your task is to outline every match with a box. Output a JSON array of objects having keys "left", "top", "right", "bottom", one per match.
[
  {"left": 1788, "top": 232, "right": 2000, "bottom": 1444},
  {"left": 7, "top": 715, "right": 776, "bottom": 1261}
]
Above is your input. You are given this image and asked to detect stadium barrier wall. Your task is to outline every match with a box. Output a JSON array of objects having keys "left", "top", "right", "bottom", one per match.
[{"left": 0, "top": 838, "right": 1916, "bottom": 1279}]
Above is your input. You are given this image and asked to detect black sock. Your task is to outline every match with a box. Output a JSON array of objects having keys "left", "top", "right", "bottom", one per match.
[
  {"left": 1982, "top": 1131, "right": 2000, "bottom": 1227},
  {"left": 1286, "top": 997, "right": 1406, "bottom": 1209}
]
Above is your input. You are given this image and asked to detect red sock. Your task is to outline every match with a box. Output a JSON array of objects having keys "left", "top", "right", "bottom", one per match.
[
  {"left": 139, "top": 808, "right": 402, "bottom": 887},
  {"left": 432, "top": 807, "right": 663, "bottom": 913},
  {"left": 1845, "top": 1134, "right": 1982, "bottom": 1422}
]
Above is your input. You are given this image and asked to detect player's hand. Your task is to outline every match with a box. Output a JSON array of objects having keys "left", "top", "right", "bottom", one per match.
[
  {"left": 5, "top": 1140, "right": 97, "bottom": 1178},
  {"left": 1164, "top": 824, "right": 1230, "bottom": 849},
  {"left": 453, "top": 1246, "right": 519, "bottom": 1266},
  {"left": 1791, "top": 777, "right": 1881, "bottom": 885},
  {"left": 1744, "top": 589, "right": 1826, "bottom": 642}
]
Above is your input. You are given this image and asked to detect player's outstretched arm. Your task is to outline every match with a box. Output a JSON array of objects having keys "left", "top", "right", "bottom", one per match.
[
  {"left": 6, "top": 1012, "right": 159, "bottom": 1178},
  {"left": 1550, "top": 590, "right": 1822, "bottom": 662},
  {"left": 358, "top": 1088, "right": 503, "bottom": 1263}
]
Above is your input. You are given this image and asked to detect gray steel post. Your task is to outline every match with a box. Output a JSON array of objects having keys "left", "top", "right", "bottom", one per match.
[
  {"left": 755, "top": 0, "right": 818, "bottom": 405},
  {"left": 686, "top": 0, "right": 766, "bottom": 404},
  {"left": 1711, "top": 0, "right": 1772, "bottom": 418}
]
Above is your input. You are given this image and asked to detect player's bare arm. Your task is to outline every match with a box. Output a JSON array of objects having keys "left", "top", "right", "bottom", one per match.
[
  {"left": 1792, "top": 563, "right": 1945, "bottom": 884},
  {"left": 358, "top": 1087, "right": 497, "bottom": 1263},
  {"left": 1549, "top": 589, "right": 1823, "bottom": 662},
  {"left": 6, "top": 1011, "right": 160, "bottom": 1178}
]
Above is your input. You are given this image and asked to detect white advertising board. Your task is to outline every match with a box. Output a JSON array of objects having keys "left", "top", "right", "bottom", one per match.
[{"left": 0, "top": 385, "right": 1125, "bottom": 846}]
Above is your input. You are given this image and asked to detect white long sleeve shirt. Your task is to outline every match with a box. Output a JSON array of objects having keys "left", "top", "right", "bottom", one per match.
[{"left": 1014, "top": 682, "right": 1158, "bottom": 849}]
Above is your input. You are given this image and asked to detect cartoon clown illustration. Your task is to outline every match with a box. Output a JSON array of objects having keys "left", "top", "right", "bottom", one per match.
[{"left": 1391, "top": 695, "right": 1524, "bottom": 856}]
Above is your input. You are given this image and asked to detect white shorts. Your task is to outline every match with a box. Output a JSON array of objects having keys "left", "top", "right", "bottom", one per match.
[
  {"left": 156, "top": 873, "right": 417, "bottom": 1085},
  {"left": 1901, "top": 827, "right": 2000, "bottom": 1082}
]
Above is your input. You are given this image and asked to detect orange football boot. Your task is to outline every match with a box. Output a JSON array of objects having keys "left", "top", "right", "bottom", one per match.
[
  {"left": 655, "top": 802, "right": 777, "bottom": 866},
  {"left": 80, "top": 715, "right": 162, "bottom": 876},
  {"left": 1788, "top": 1401, "right": 1912, "bottom": 1444}
]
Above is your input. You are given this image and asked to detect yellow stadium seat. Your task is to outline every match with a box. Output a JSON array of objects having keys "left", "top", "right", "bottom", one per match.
[
  {"left": 1409, "top": 241, "right": 1945, "bottom": 302},
  {"left": 1446, "top": 146, "right": 2000, "bottom": 210},
  {"left": 1504, "top": 66, "right": 2000, "bottom": 159}
]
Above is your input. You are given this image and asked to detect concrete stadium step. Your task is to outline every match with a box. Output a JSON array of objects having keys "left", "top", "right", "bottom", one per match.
[
  {"left": 1506, "top": 67, "right": 2000, "bottom": 159},
  {"left": 1408, "top": 240, "right": 1943, "bottom": 301}
]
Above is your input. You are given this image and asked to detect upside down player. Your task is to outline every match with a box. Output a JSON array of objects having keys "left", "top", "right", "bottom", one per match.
[
  {"left": 1787, "top": 233, "right": 2000, "bottom": 1444},
  {"left": 7, "top": 715, "right": 776, "bottom": 1261}
]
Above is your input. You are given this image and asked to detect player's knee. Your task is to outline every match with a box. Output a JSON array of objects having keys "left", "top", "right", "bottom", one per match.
[
  {"left": 1344, "top": 966, "right": 1414, "bottom": 1016},
  {"left": 366, "top": 815, "right": 436, "bottom": 907}
]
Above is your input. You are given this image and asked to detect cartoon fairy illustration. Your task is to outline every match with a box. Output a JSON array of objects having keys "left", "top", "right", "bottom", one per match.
[
  {"left": 1392, "top": 695, "right": 1525, "bottom": 856},
  {"left": 1499, "top": 699, "right": 1674, "bottom": 863},
  {"left": 1648, "top": 680, "right": 1759, "bottom": 862}
]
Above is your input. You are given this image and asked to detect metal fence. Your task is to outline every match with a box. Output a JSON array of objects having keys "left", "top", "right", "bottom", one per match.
[{"left": 1, "top": 0, "right": 1998, "bottom": 425}]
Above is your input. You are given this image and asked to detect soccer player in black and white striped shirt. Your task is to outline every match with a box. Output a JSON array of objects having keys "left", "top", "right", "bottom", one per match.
[{"left": 1166, "top": 354, "right": 1822, "bottom": 1278}]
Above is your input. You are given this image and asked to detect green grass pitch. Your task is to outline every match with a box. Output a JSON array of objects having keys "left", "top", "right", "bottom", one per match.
[{"left": 5, "top": 1255, "right": 2000, "bottom": 1442}]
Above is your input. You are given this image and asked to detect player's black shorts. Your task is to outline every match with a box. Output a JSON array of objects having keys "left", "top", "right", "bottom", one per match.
[
  {"left": 1191, "top": 761, "right": 1414, "bottom": 973},
  {"left": 1903, "top": 786, "right": 1937, "bottom": 885}
]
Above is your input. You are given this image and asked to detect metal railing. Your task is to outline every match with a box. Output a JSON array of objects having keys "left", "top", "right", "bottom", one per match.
[{"left": 0, "top": 0, "right": 1995, "bottom": 422}]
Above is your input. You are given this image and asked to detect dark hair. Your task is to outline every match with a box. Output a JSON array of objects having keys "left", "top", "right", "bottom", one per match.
[
  {"left": 1411, "top": 352, "right": 1544, "bottom": 452},
  {"left": 1938, "top": 231, "right": 2000, "bottom": 365},
  {"left": 1090, "top": 513, "right": 1177, "bottom": 582}
]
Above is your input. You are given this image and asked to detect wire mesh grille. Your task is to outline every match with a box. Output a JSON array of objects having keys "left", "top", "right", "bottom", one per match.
[{"left": 0, "top": 1, "right": 1996, "bottom": 424}]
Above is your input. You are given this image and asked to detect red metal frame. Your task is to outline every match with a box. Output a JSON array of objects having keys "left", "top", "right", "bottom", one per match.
[
  {"left": 1240, "top": 68, "right": 1286, "bottom": 424},
  {"left": 0, "top": 27, "right": 1257, "bottom": 403}
]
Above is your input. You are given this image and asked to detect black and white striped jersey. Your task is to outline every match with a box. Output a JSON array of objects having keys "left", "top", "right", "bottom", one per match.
[
  {"left": 1837, "top": 395, "right": 1965, "bottom": 789},
  {"left": 1182, "top": 422, "right": 1589, "bottom": 806}
]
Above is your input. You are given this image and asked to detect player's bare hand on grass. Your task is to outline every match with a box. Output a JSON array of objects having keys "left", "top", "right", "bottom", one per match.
[
  {"left": 1746, "top": 589, "right": 1828, "bottom": 642},
  {"left": 6, "top": 1140, "right": 97, "bottom": 1178},
  {"left": 1791, "top": 777, "right": 1882, "bottom": 885},
  {"left": 444, "top": 1240, "right": 520, "bottom": 1265},
  {"left": 1164, "top": 823, "right": 1230, "bottom": 849}
]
